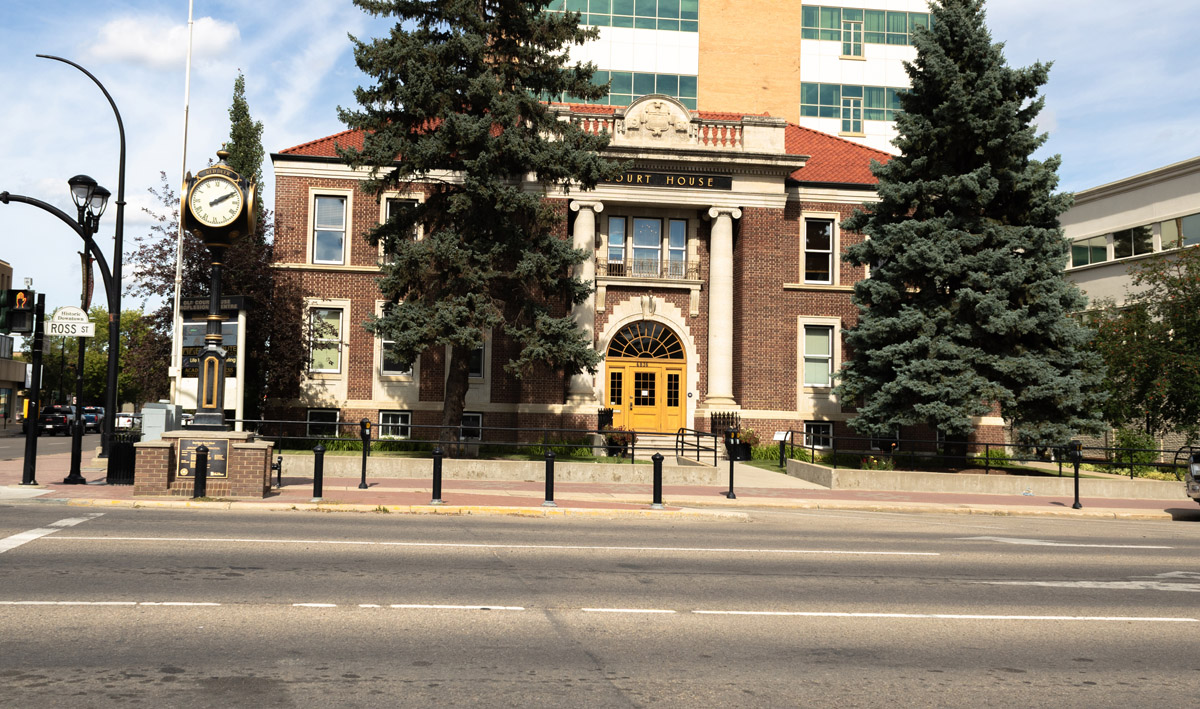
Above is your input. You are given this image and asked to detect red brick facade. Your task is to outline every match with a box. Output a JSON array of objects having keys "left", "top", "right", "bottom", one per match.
[{"left": 268, "top": 97, "right": 1006, "bottom": 446}]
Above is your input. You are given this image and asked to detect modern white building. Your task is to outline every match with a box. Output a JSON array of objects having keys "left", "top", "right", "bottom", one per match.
[
  {"left": 1062, "top": 156, "right": 1200, "bottom": 309},
  {"left": 553, "top": 0, "right": 930, "bottom": 153}
]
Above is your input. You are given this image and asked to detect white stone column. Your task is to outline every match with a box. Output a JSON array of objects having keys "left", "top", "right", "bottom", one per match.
[
  {"left": 706, "top": 206, "right": 741, "bottom": 408},
  {"left": 567, "top": 200, "right": 603, "bottom": 403}
]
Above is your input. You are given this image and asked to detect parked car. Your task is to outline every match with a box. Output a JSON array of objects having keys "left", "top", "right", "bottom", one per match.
[
  {"left": 114, "top": 412, "right": 142, "bottom": 429},
  {"left": 37, "top": 405, "right": 76, "bottom": 436},
  {"left": 82, "top": 406, "right": 105, "bottom": 432}
]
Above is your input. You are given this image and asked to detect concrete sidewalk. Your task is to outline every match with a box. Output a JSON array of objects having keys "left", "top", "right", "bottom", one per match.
[{"left": 3, "top": 452, "right": 1198, "bottom": 521}]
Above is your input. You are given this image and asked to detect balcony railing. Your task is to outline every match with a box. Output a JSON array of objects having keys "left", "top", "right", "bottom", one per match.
[{"left": 597, "top": 257, "right": 699, "bottom": 280}]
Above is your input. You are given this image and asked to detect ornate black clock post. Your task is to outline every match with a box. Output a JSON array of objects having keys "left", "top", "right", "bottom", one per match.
[{"left": 182, "top": 149, "right": 256, "bottom": 431}]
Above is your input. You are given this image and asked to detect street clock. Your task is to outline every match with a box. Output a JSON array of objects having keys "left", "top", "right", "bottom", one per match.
[{"left": 182, "top": 149, "right": 256, "bottom": 245}]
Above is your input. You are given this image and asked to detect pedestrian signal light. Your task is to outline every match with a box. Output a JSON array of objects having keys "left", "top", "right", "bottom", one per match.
[{"left": 4, "top": 289, "right": 36, "bottom": 334}]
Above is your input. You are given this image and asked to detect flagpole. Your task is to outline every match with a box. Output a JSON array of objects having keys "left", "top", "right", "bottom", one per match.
[{"left": 170, "top": 0, "right": 195, "bottom": 404}]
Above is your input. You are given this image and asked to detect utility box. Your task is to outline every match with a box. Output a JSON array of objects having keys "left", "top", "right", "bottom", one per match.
[{"left": 141, "top": 402, "right": 182, "bottom": 442}]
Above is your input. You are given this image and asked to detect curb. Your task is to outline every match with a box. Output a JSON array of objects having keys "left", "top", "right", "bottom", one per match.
[
  {"left": 56, "top": 497, "right": 748, "bottom": 519},
  {"left": 38, "top": 495, "right": 1178, "bottom": 520}
]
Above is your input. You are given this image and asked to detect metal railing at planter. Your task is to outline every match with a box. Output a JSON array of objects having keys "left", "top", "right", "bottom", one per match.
[
  {"left": 231, "top": 419, "right": 690, "bottom": 465},
  {"left": 778, "top": 432, "right": 1196, "bottom": 480},
  {"left": 105, "top": 429, "right": 142, "bottom": 485}
]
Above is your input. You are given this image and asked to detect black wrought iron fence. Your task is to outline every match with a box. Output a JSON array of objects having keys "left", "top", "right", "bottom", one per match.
[{"left": 778, "top": 432, "right": 1195, "bottom": 480}]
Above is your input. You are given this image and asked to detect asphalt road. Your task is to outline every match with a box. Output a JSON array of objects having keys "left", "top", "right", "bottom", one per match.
[
  {"left": 0, "top": 430, "right": 102, "bottom": 460},
  {"left": 1, "top": 506, "right": 1198, "bottom": 707}
]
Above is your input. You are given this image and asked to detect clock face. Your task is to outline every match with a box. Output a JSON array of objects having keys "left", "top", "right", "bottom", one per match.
[{"left": 189, "top": 175, "right": 243, "bottom": 228}]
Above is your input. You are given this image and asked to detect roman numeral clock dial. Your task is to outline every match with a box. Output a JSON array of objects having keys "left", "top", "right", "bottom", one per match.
[{"left": 188, "top": 174, "right": 243, "bottom": 229}]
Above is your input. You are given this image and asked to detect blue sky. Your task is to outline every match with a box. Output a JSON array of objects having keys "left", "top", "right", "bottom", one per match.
[{"left": 1, "top": 0, "right": 1198, "bottom": 319}]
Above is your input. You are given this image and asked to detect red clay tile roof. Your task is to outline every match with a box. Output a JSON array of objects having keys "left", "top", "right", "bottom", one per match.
[
  {"left": 785, "top": 124, "right": 890, "bottom": 186},
  {"left": 276, "top": 110, "right": 891, "bottom": 188}
]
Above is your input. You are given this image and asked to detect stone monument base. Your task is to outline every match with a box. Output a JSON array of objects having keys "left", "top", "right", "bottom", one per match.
[{"left": 134, "top": 430, "right": 274, "bottom": 498}]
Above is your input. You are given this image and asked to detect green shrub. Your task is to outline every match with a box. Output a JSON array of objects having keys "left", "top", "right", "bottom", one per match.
[
  {"left": 971, "top": 447, "right": 1011, "bottom": 467},
  {"left": 1112, "top": 427, "right": 1159, "bottom": 476}
]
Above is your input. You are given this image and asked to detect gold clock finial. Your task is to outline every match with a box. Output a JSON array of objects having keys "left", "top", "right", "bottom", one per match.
[{"left": 216, "top": 148, "right": 230, "bottom": 163}]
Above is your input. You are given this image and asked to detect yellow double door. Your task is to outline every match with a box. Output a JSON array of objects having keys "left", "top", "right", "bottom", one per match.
[{"left": 607, "top": 361, "right": 684, "bottom": 434}]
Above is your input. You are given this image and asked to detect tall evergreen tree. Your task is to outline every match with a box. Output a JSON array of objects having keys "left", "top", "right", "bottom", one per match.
[
  {"left": 339, "top": 0, "right": 623, "bottom": 440},
  {"left": 837, "top": 0, "right": 1104, "bottom": 450}
]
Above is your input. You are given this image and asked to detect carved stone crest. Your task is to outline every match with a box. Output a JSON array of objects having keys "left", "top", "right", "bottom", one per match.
[{"left": 622, "top": 96, "right": 692, "bottom": 144}]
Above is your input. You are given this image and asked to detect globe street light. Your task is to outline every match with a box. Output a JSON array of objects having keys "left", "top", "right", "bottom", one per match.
[{"left": 63, "top": 176, "right": 109, "bottom": 485}]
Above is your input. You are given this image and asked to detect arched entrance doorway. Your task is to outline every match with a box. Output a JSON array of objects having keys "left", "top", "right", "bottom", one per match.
[{"left": 605, "top": 321, "right": 686, "bottom": 433}]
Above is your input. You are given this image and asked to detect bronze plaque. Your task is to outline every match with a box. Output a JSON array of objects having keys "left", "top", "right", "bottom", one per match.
[{"left": 177, "top": 438, "right": 229, "bottom": 478}]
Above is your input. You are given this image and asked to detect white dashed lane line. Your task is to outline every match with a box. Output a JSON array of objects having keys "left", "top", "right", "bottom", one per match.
[{"left": 0, "top": 513, "right": 104, "bottom": 554}]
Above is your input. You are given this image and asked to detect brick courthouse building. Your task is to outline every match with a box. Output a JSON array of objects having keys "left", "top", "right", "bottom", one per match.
[{"left": 269, "top": 95, "right": 999, "bottom": 444}]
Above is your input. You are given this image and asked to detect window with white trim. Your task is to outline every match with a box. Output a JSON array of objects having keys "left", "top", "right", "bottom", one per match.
[
  {"left": 309, "top": 308, "right": 342, "bottom": 373},
  {"left": 382, "top": 198, "right": 419, "bottom": 264},
  {"left": 307, "top": 409, "right": 339, "bottom": 437},
  {"left": 632, "top": 217, "right": 662, "bottom": 277},
  {"left": 803, "top": 325, "right": 834, "bottom": 387},
  {"left": 804, "top": 421, "right": 833, "bottom": 448},
  {"left": 460, "top": 412, "right": 482, "bottom": 441},
  {"left": 804, "top": 219, "right": 835, "bottom": 284},
  {"left": 469, "top": 344, "right": 485, "bottom": 379},
  {"left": 313, "top": 195, "right": 346, "bottom": 265},
  {"left": 605, "top": 215, "right": 691, "bottom": 279},
  {"left": 379, "top": 410, "right": 411, "bottom": 439},
  {"left": 381, "top": 338, "right": 413, "bottom": 377}
]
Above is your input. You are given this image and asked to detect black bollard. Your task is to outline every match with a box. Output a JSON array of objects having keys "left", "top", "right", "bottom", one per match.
[
  {"left": 778, "top": 438, "right": 786, "bottom": 469},
  {"left": 651, "top": 452, "right": 664, "bottom": 509},
  {"left": 543, "top": 449, "right": 556, "bottom": 507},
  {"left": 1068, "top": 439, "right": 1083, "bottom": 510},
  {"left": 359, "top": 419, "right": 371, "bottom": 490},
  {"left": 313, "top": 443, "right": 325, "bottom": 501},
  {"left": 193, "top": 445, "right": 208, "bottom": 499},
  {"left": 726, "top": 455, "right": 737, "bottom": 500},
  {"left": 431, "top": 446, "right": 444, "bottom": 505}
]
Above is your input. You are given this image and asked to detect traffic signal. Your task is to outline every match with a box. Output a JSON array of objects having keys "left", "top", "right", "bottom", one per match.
[{"left": 1, "top": 289, "right": 35, "bottom": 334}]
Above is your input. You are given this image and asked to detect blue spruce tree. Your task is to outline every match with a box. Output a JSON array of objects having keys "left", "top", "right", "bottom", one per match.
[{"left": 837, "top": 0, "right": 1105, "bottom": 452}]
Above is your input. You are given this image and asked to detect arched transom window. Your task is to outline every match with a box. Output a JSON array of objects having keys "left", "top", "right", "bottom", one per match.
[{"left": 607, "top": 321, "right": 684, "bottom": 360}]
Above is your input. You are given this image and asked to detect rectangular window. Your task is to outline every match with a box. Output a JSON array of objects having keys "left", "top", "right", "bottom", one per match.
[
  {"left": 309, "top": 308, "right": 342, "bottom": 373},
  {"left": 632, "top": 217, "right": 661, "bottom": 277},
  {"left": 841, "top": 97, "right": 863, "bottom": 134},
  {"left": 1112, "top": 226, "right": 1153, "bottom": 259},
  {"left": 802, "top": 83, "right": 901, "bottom": 122},
  {"left": 307, "top": 409, "right": 339, "bottom": 437},
  {"left": 633, "top": 371, "right": 656, "bottom": 406},
  {"left": 313, "top": 195, "right": 346, "bottom": 265},
  {"left": 1070, "top": 236, "right": 1109, "bottom": 267},
  {"left": 804, "top": 325, "right": 834, "bottom": 387},
  {"left": 383, "top": 198, "right": 418, "bottom": 264},
  {"left": 381, "top": 339, "right": 413, "bottom": 376},
  {"left": 804, "top": 220, "right": 834, "bottom": 284},
  {"left": 460, "top": 412, "right": 482, "bottom": 441},
  {"left": 607, "top": 216, "right": 626, "bottom": 275},
  {"left": 379, "top": 410, "right": 411, "bottom": 439},
  {"left": 1166, "top": 212, "right": 1200, "bottom": 248},
  {"left": 666, "top": 373, "right": 680, "bottom": 408},
  {"left": 469, "top": 344, "right": 485, "bottom": 379},
  {"left": 667, "top": 219, "right": 687, "bottom": 278},
  {"left": 804, "top": 422, "right": 833, "bottom": 449},
  {"left": 841, "top": 20, "right": 863, "bottom": 57},
  {"left": 609, "top": 370, "right": 623, "bottom": 406}
]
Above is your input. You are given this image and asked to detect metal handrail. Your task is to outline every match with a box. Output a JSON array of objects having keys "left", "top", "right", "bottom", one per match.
[{"left": 674, "top": 427, "right": 720, "bottom": 467}]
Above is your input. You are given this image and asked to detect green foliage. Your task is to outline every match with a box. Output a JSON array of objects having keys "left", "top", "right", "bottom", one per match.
[
  {"left": 971, "top": 447, "right": 1011, "bottom": 467},
  {"left": 1111, "top": 427, "right": 1159, "bottom": 475},
  {"left": 339, "top": 0, "right": 625, "bottom": 433},
  {"left": 225, "top": 72, "right": 266, "bottom": 230},
  {"left": 1091, "top": 245, "right": 1200, "bottom": 441},
  {"left": 836, "top": 0, "right": 1106, "bottom": 448}
]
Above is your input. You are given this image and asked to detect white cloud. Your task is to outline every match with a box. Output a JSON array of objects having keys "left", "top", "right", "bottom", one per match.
[{"left": 87, "top": 16, "right": 240, "bottom": 69}]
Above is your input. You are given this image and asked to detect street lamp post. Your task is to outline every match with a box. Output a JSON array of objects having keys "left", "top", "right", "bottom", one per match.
[
  {"left": 63, "top": 175, "right": 108, "bottom": 485},
  {"left": 37, "top": 55, "right": 125, "bottom": 466}
]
